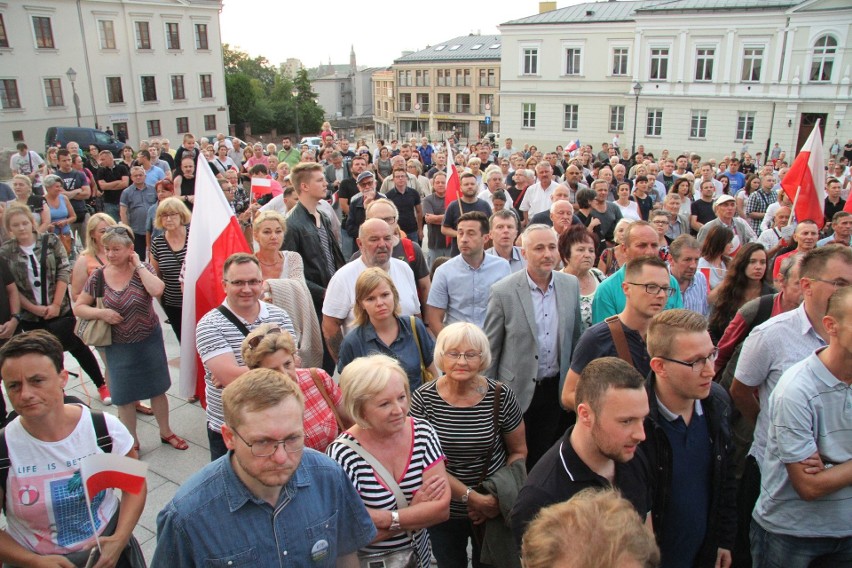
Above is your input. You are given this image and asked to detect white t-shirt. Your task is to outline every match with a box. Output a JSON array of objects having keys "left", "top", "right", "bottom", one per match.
[
  {"left": 692, "top": 178, "right": 724, "bottom": 200},
  {"left": 4, "top": 406, "right": 134, "bottom": 555},
  {"left": 9, "top": 151, "right": 45, "bottom": 186},
  {"left": 519, "top": 181, "right": 559, "bottom": 216},
  {"left": 322, "top": 257, "right": 420, "bottom": 334}
]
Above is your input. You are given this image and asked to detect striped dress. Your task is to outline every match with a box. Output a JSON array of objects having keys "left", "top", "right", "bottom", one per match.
[{"left": 326, "top": 418, "right": 445, "bottom": 567}]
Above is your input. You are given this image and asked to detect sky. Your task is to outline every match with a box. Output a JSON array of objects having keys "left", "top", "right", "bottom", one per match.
[{"left": 220, "top": 0, "right": 589, "bottom": 69}]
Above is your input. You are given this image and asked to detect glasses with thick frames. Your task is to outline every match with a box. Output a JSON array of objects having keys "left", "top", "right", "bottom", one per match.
[
  {"left": 658, "top": 348, "right": 719, "bottom": 372},
  {"left": 444, "top": 351, "right": 482, "bottom": 361},
  {"left": 231, "top": 427, "right": 304, "bottom": 457},
  {"left": 625, "top": 282, "right": 676, "bottom": 298}
]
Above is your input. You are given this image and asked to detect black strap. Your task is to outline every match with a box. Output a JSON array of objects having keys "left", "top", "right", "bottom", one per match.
[
  {"left": 39, "top": 234, "right": 50, "bottom": 306},
  {"left": 216, "top": 305, "right": 251, "bottom": 336},
  {"left": 747, "top": 294, "right": 776, "bottom": 337},
  {"left": 475, "top": 382, "right": 503, "bottom": 488}
]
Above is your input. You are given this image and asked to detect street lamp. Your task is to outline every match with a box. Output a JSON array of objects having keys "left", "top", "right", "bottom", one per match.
[
  {"left": 291, "top": 87, "right": 301, "bottom": 143},
  {"left": 66, "top": 67, "right": 81, "bottom": 127},
  {"left": 631, "top": 81, "right": 642, "bottom": 156}
]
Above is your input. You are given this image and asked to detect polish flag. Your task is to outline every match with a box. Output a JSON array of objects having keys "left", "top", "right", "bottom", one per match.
[
  {"left": 179, "top": 155, "right": 251, "bottom": 402},
  {"left": 443, "top": 140, "right": 461, "bottom": 205},
  {"left": 566, "top": 139, "right": 580, "bottom": 154},
  {"left": 81, "top": 453, "right": 148, "bottom": 499},
  {"left": 781, "top": 121, "right": 826, "bottom": 228},
  {"left": 250, "top": 176, "right": 271, "bottom": 199}
]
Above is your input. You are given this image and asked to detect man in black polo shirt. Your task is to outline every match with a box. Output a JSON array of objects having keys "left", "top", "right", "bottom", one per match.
[
  {"left": 691, "top": 180, "right": 718, "bottom": 235},
  {"left": 96, "top": 150, "right": 130, "bottom": 222},
  {"left": 510, "top": 357, "right": 652, "bottom": 546},
  {"left": 385, "top": 168, "right": 423, "bottom": 244}
]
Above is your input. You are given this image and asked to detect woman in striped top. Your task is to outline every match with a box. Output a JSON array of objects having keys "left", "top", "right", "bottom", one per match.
[
  {"left": 409, "top": 323, "right": 527, "bottom": 568},
  {"left": 327, "top": 354, "right": 450, "bottom": 567},
  {"left": 149, "top": 197, "right": 190, "bottom": 343}
]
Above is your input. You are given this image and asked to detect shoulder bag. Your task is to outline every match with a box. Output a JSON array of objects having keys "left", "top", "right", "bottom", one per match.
[
  {"left": 409, "top": 316, "right": 434, "bottom": 382},
  {"left": 74, "top": 268, "right": 112, "bottom": 347},
  {"left": 308, "top": 368, "right": 345, "bottom": 431}
]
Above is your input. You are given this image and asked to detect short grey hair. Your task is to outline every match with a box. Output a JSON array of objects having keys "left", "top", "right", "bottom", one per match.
[
  {"left": 42, "top": 174, "right": 63, "bottom": 189},
  {"left": 521, "top": 223, "right": 557, "bottom": 248}
]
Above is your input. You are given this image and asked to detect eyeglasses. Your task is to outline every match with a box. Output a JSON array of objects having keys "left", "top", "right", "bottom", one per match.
[
  {"left": 231, "top": 427, "right": 304, "bottom": 457},
  {"left": 444, "top": 351, "right": 482, "bottom": 361},
  {"left": 247, "top": 326, "right": 282, "bottom": 350},
  {"left": 225, "top": 279, "right": 263, "bottom": 288},
  {"left": 160, "top": 212, "right": 180, "bottom": 219},
  {"left": 809, "top": 278, "right": 850, "bottom": 290},
  {"left": 358, "top": 180, "right": 375, "bottom": 187},
  {"left": 658, "top": 348, "right": 719, "bottom": 372},
  {"left": 625, "top": 282, "right": 676, "bottom": 297}
]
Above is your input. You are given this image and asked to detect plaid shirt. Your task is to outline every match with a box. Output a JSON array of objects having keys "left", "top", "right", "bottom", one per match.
[
  {"left": 745, "top": 189, "right": 775, "bottom": 234},
  {"left": 294, "top": 367, "right": 343, "bottom": 452},
  {"left": 0, "top": 233, "right": 71, "bottom": 321}
]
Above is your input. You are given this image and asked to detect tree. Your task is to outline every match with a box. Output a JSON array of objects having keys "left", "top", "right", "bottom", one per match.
[
  {"left": 293, "top": 68, "right": 324, "bottom": 135},
  {"left": 223, "top": 44, "right": 276, "bottom": 88}
]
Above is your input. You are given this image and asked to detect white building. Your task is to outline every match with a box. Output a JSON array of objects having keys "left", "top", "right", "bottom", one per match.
[
  {"left": 0, "top": 0, "right": 228, "bottom": 150},
  {"left": 310, "top": 47, "right": 376, "bottom": 132},
  {"left": 499, "top": 0, "right": 851, "bottom": 158}
]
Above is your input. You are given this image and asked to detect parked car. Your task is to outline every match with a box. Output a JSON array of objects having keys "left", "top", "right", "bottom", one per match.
[
  {"left": 299, "top": 137, "right": 322, "bottom": 152},
  {"left": 45, "top": 127, "right": 125, "bottom": 157}
]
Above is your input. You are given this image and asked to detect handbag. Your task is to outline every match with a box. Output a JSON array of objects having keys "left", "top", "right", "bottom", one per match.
[
  {"left": 308, "top": 368, "right": 345, "bottom": 432},
  {"left": 409, "top": 316, "right": 434, "bottom": 382},
  {"left": 471, "top": 383, "right": 503, "bottom": 546},
  {"left": 58, "top": 233, "right": 73, "bottom": 255},
  {"left": 74, "top": 268, "right": 112, "bottom": 346},
  {"left": 335, "top": 438, "right": 418, "bottom": 568}
]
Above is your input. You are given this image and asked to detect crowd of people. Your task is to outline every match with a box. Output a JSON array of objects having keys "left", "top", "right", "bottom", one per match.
[{"left": 1, "top": 129, "right": 851, "bottom": 568}]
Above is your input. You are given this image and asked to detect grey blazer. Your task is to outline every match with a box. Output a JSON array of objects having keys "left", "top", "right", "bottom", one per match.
[{"left": 483, "top": 270, "right": 582, "bottom": 413}]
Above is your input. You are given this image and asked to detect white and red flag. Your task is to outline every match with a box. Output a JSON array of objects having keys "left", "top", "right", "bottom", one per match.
[
  {"left": 180, "top": 155, "right": 251, "bottom": 403},
  {"left": 566, "top": 139, "right": 580, "bottom": 154},
  {"left": 781, "top": 121, "right": 826, "bottom": 228},
  {"left": 443, "top": 140, "right": 462, "bottom": 247},
  {"left": 80, "top": 453, "right": 147, "bottom": 552}
]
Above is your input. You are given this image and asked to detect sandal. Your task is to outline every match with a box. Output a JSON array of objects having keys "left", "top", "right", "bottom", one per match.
[
  {"left": 187, "top": 395, "right": 199, "bottom": 404},
  {"left": 160, "top": 433, "right": 189, "bottom": 450},
  {"left": 132, "top": 440, "right": 140, "bottom": 453},
  {"left": 135, "top": 403, "right": 154, "bottom": 415}
]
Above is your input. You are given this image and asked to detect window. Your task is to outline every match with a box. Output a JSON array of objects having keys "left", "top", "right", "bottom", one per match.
[
  {"left": 437, "top": 69, "right": 452, "bottom": 87},
  {"left": 43, "top": 78, "right": 63, "bottom": 107},
  {"left": 565, "top": 48, "right": 582, "bottom": 75},
  {"left": 195, "top": 23, "right": 209, "bottom": 50},
  {"left": 135, "top": 21, "right": 151, "bottom": 49},
  {"left": 12, "top": 130, "right": 24, "bottom": 142},
  {"left": 416, "top": 93, "right": 429, "bottom": 112},
  {"left": 415, "top": 70, "right": 429, "bottom": 87},
  {"left": 523, "top": 47, "right": 538, "bottom": 75},
  {"left": 140, "top": 76, "right": 157, "bottom": 102},
  {"left": 690, "top": 110, "right": 708, "bottom": 139},
  {"left": 810, "top": 35, "right": 837, "bottom": 82},
  {"left": 479, "top": 68, "right": 496, "bottom": 87},
  {"left": 609, "top": 106, "right": 625, "bottom": 132},
  {"left": 204, "top": 114, "right": 216, "bottom": 130},
  {"left": 650, "top": 48, "right": 668, "bottom": 80},
  {"left": 200, "top": 74, "right": 213, "bottom": 98},
  {"left": 612, "top": 48, "right": 629, "bottom": 76},
  {"left": 437, "top": 93, "right": 451, "bottom": 112},
  {"left": 736, "top": 112, "right": 755, "bottom": 142},
  {"left": 98, "top": 20, "right": 116, "bottom": 49},
  {"left": 32, "top": 16, "right": 54, "bottom": 49},
  {"left": 522, "top": 103, "right": 536, "bottom": 128},
  {"left": 695, "top": 48, "right": 715, "bottom": 81},
  {"left": 478, "top": 94, "right": 491, "bottom": 114},
  {"left": 455, "top": 69, "right": 471, "bottom": 87},
  {"left": 170, "top": 75, "right": 185, "bottom": 100},
  {"left": 741, "top": 47, "right": 763, "bottom": 82},
  {"left": 456, "top": 94, "right": 470, "bottom": 113},
  {"left": 176, "top": 116, "right": 189, "bottom": 134},
  {"left": 0, "top": 79, "right": 21, "bottom": 109},
  {"left": 562, "top": 104, "right": 578, "bottom": 130},
  {"left": 646, "top": 109, "right": 663, "bottom": 137},
  {"left": 398, "top": 93, "right": 411, "bottom": 111},
  {"left": 397, "top": 70, "right": 411, "bottom": 86},
  {"left": 147, "top": 119, "right": 161, "bottom": 137},
  {"left": 165, "top": 22, "right": 180, "bottom": 50},
  {"left": 0, "top": 14, "right": 8, "bottom": 48},
  {"left": 106, "top": 77, "right": 124, "bottom": 103}
]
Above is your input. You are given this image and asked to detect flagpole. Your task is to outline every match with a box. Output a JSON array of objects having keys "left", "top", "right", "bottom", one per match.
[
  {"left": 81, "top": 480, "right": 104, "bottom": 555},
  {"left": 788, "top": 187, "right": 800, "bottom": 227}
]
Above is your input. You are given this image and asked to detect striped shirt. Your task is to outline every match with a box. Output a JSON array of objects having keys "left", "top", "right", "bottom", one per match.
[
  {"left": 680, "top": 271, "right": 709, "bottom": 317},
  {"left": 326, "top": 418, "right": 445, "bottom": 567},
  {"left": 149, "top": 227, "right": 188, "bottom": 307},
  {"left": 196, "top": 300, "right": 295, "bottom": 432},
  {"left": 410, "top": 378, "right": 523, "bottom": 518}
]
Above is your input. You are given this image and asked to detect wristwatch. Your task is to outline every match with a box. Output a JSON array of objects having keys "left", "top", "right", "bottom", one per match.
[
  {"left": 11, "top": 313, "right": 22, "bottom": 322},
  {"left": 389, "top": 510, "right": 401, "bottom": 531},
  {"left": 461, "top": 487, "right": 473, "bottom": 504}
]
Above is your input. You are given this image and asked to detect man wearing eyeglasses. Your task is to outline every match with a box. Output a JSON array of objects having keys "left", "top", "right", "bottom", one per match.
[
  {"left": 154, "top": 368, "right": 375, "bottom": 566},
  {"left": 644, "top": 310, "right": 736, "bottom": 568}
]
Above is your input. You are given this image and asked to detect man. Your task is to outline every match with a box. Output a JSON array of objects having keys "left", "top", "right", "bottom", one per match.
[
  {"left": 422, "top": 170, "right": 450, "bottom": 264},
  {"left": 697, "top": 195, "right": 757, "bottom": 252},
  {"left": 724, "top": 158, "right": 746, "bottom": 194},
  {"left": 691, "top": 182, "right": 719, "bottom": 239},
  {"left": 427, "top": 211, "right": 510, "bottom": 333},
  {"left": 498, "top": 137, "right": 514, "bottom": 161},
  {"left": 529, "top": 185, "right": 571, "bottom": 226},
  {"left": 818, "top": 211, "right": 851, "bottom": 246},
  {"left": 674, "top": 155, "right": 690, "bottom": 178},
  {"left": 485, "top": 224, "right": 581, "bottom": 469},
  {"left": 442, "top": 173, "right": 492, "bottom": 256},
  {"left": 757, "top": 206, "right": 793, "bottom": 252},
  {"left": 745, "top": 173, "right": 778, "bottom": 234},
  {"left": 562, "top": 164, "right": 589, "bottom": 203},
  {"left": 147, "top": 139, "right": 173, "bottom": 178},
  {"left": 195, "top": 253, "right": 296, "bottom": 460},
  {"left": 276, "top": 136, "right": 300, "bottom": 169},
  {"left": 336, "top": 155, "right": 368, "bottom": 259},
  {"left": 0, "top": 331, "right": 145, "bottom": 566},
  {"left": 596, "top": 143, "right": 610, "bottom": 163},
  {"left": 96, "top": 150, "right": 130, "bottom": 222},
  {"left": 644, "top": 310, "right": 736, "bottom": 568},
  {"left": 425, "top": 151, "right": 447, "bottom": 179},
  {"left": 119, "top": 167, "right": 158, "bottom": 260},
  {"left": 477, "top": 169, "right": 505, "bottom": 209},
  {"left": 321, "top": 219, "right": 420, "bottom": 361},
  {"left": 323, "top": 151, "right": 351, "bottom": 200},
  {"left": 55, "top": 148, "right": 92, "bottom": 242},
  {"left": 658, "top": 159, "right": 677, "bottom": 192},
  {"left": 511, "top": 358, "right": 652, "bottom": 545},
  {"left": 549, "top": 200, "right": 576, "bottom": 238},
  {"left": 663, "top": 194, "right": 689, "bottom": 242},
  {"left": 592, "top": 222, "right": 682, "bottom": 323},
  {"left": 338, "top": 138, "right": 355, "bottom": 162},
  {"left": 386, "top": 168, "right": 423, "bottom": 243},
  {"left": 418, "top": 137, "right": 434, "bottom": 167},
  {"left": 588, "top": 180, "right": 623, "bottom": 246},
  {"left": 669, "top": 235, "right": 709, "bottom": 317},
  {"left": 750, "top": 287, "right": 852, "bottom": 567},
  {"left": 486, "top": 210, "right": 525, "bottom": 273},
  {"left": 771, "top": 220, "right": 820, "bottom": 279},
  {"left": 566, "top": 256, "right": 672, "bottom": 408},
  {"left": 693, "top": 163, "right": 724, "bottom": 198},
  {"left": 154, "top": 368, "right": 375, "bottom": 566},
  {"left": 519, "top": 162, "right": 560, "bottom": 224},
  {"left": 344, "top": 170, "right": 384, "bottom": 244},
  {"left": 379, "top": 155, "right": 417, "bottom": 193},
  {"left": 9, "top": 142, "right": 46, "bottom": 195},
  {"left": 135, "top": 149, "right": 165, "bottom": 189},
  {"left": 823, "top": 177, "right": 846, "bottom": 232}
]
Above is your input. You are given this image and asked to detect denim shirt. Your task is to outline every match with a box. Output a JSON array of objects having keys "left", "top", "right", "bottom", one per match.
[{"left": 153, "top": 449, "right": 376, "bottom": 567}]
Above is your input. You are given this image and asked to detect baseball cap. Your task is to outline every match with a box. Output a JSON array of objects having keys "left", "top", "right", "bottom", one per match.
[
  {"left": 714, "top": 194, "right": 735, "bottom": 207},
  {"left": 356, "top": 171, "right": 375, "bottom": 184}
]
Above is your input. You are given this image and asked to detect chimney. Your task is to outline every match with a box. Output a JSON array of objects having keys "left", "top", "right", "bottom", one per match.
[{"left": 539, "top": 1, "right": 556, "bottom": 13}]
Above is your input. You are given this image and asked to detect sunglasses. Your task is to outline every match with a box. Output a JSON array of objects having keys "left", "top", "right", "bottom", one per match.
[
  {"left": 105, "top": 226, "right": 131, "bottom": 236},
  {"left": 246, "top": 326, "right": 282, "bottom": 350}
]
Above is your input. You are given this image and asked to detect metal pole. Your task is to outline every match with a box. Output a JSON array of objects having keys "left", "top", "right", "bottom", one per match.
[
  {"left": 294, "top": 98, "right": 300, "bottom": 142},
  {"left": 71, "top": 81, "right": 81, "bottom": 127},
  {"left": 631, "top": 93, "right": 639, "bottom": 156}
]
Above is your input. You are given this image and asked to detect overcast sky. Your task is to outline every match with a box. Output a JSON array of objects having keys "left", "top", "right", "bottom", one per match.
[{"left": 220, "top": 0, "right": 589, "bottom": 69}]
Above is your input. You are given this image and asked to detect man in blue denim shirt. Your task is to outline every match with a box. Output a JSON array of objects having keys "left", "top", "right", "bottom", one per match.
[{"left": 153, "top": 369, "right": 375, "bottom": 566}]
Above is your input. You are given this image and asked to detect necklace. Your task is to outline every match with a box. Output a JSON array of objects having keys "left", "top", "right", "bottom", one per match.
[{"left": 257, "top": 253, "right": 282, "bottom": 267}]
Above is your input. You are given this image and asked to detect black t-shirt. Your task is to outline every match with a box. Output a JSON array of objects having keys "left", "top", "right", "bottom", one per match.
[
  {"left": 55, "top": 169, "right": 89, "bottom": 215},
  {"left": 442, "top": 199, "right": 492, "bottom": 256},
  {"left": 570, "top": 318, "right": 652, "bottom": 378},
  {"left": 338, "top": 178, "right": 359, "bottom": 208},
  {"left": 96, "top": 163, "right": 130, "bottom": 205},
  {"left": 691, "top": 199, "right": 716, "bottom": 227},
  {"left": 0, "top": 259, "right": 13, "bottom": 324},
  {"left": 386, "top": 187, "right": 422, "bottom": 234},
  {"left": 843, "top": 143, "right": 852, "bottom": 163},
  {"left": 825, "top": 197, "right": 846, "bottom": 226}
]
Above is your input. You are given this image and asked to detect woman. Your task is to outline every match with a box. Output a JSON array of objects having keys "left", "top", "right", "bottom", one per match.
[
  {"left": 120, "top": 145, "right": 135, "bottom": 169},
  {"left": 560, "top": 226, "right": 605, "bottom": 332},
  {"left": 149, "top": 197, "right": 191, "bottom": 342},
  {"left": 146, "top": 179, "right": 176, "bottom": 248},
  {"left": 718, "top": 174, "right": 732, "bottom": 196},
  {"left": 614, "top": 181, "right": 641, "bottom": 221},
  {"left": 172, "top": 155, "right": 196, "bottom": 208},
  {"left": 737, "top": 173, "right": 760, "bottom": 219},
  {"left": 8, "top": 174, "right": 50, "bottom": 232},
  {"left": 85, "top": 144, "right": 101, "bottom": 173},
  {"left": 698, "top": 225, "right": 733, "bottom": 291},
  {"left": 337, "top": 268, "right": 437, "bottom": 391},
  {"left": 467, "top": 158, "right": 482, "bottom": 186},
  {"left": 212, "top": 143, "right": 237, "bottom": 176},
  {"left": 327, "top": 354, "right": 450, "bottom": 568},
  {"left": 375, "top": 147, "right": 393, "bottom": 183},
  {"left": 240, "top": 324, "right": 351, "bottom": 451},
  {"left": 45, "top": 146, "right": 60, "bottom": 172},
  {"left": 631, "top": 176, "right": 654, "bottom": 221},
  {"left": 410, "top": 323, "right": 527, "bottom": 568},
  {"left": 407, "top": 159, "right": 431, "bottom": 197},
  {"left": 708, "top": 242, "right": 774, "bottom": 341},
  {"left": 1, "top": 203, "right": 109, "bottom": 402},
  {"left": 42, "top": 175, "right": 76, "bottom": 254},
  {"left": 672, "top": 177, "right": 693, "bottom": 219},
  {"left": 597, "top": 218, "right": 631, "bottom": 276},
  {"left": 74, "top": 224, "right": 187, "bottom": 451},
  {"left": 253, "top": 210, "right": 304, "bottom": 281}
]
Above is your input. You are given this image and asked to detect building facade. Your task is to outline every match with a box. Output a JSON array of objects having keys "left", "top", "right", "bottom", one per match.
[
  {"left": 310, "top": 46, "right": 376, "bottom": 134},
  {"left": 499, "top": 0, "right": 851, "bottom": 158},
  {"left": 0, "top": 0, "right": 228, "bottom": 150}
]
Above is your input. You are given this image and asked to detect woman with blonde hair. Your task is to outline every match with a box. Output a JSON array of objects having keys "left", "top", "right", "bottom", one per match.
[
  {"left": 253, "top": 210, "right": 304, "bottom": 281},
  {"left": 240, "top": 323, "right": 350, "bottom": 451},
  {"left": 598, "top": 218, "right": 631, "bottom": 276},
  {"left": 327, "top": 354, "right": 450, "bottom": 568},
  {"left": 149, "top": 197, "right": 191, "bottom": 342},
  {"left": 6, "top": 174, "right": 50, "bottom": 234}
]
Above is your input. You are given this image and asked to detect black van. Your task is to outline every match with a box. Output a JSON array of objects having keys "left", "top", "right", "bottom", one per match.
[{"left": 45, "top": 127, "right": 125, "bottom": 157}]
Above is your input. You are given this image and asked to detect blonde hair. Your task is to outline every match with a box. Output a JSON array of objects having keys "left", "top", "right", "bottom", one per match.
[
  {"left": 433, "top": 322, "right": 491, "bottom": 373},
  {"left": 3, "top": 202, "right": 34, "bottom": 232},
  {"left": 339, "top": 354, "right": 409, "bottom": 429},
  {"left": 253, "top": 210, "right": 287, "bottom": 235},
  {"left": 222, "top": 368, "right": 303, "bottom": 430},
  {"left": 154, "top": 197, "right": 192, "bottom": 229},
  {"left": 647, "top": 309, "right": 708, "bottom": 359},
  {"left": 84, "top": 213, "right": 117, "bottom": 257},
  {"left": 101, "top": 223, "right": 135, "bottom": 247},
  {"left": 353, "top": 268, "right": 400, "bottom": 327},
  {"left": 12, "top": 174, "right": 32, "bottom": 192},
  {"left": 241, "top": 324, "right": 297, "bottom": 369}
]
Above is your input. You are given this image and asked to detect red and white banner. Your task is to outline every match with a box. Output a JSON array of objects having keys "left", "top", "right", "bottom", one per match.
[
  {"left": 443, "top": 140, "right": 461, "bottom": 205},
  {"left": 180, "top": 155, "right": 251, "bottom": 402},
  {"left": 781, "top": 122, "right": 826, "bottom": 228},
  {"left": 81, "top": 453, "right": 148, "bottom": 500}
]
